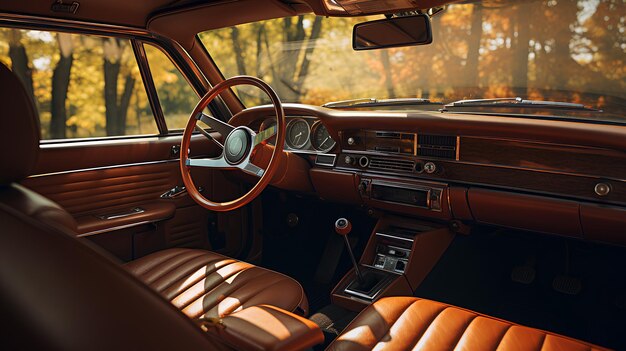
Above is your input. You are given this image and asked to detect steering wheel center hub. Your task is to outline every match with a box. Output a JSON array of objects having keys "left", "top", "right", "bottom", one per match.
[{"left": 224, "top": 128, "right": 250, "bottom": 164}]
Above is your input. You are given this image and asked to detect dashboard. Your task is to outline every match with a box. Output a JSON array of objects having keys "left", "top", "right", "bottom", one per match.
[{"left": 234, "top": 104, "right": 626, "bottom": 247}]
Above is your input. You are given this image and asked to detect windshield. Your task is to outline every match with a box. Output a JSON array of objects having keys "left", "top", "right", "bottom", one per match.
[{"left": 199, "top": 0, "right": 626, "bottom": 123}]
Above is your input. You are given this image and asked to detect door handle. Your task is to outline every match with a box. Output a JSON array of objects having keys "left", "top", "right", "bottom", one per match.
[{"left": 96, "top": 207, "right": 145, "bottom": 220}]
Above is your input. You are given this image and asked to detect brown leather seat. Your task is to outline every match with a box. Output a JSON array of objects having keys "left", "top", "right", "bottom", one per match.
[
  {"left": 0, "top": 63, "right": 78, "bottom": 233},
  {"left": 327, "top": 296, "right": 610, "bottom": 351},
  {"left": 0, "top": 61, "right": 307, "bottom": 318},
  {"left": 125, "top": 248, "right": 309, "bottom": 318}
]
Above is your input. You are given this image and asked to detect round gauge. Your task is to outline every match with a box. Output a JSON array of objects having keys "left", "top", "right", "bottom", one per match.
[
  {"left": 259, "top": 118, "right": 277, "bottom": 145},
  {"left": 285, "top": 118, "right": 310, "bottom": 149},
  {"left": 310, "top": 122, "right": 336, "bottom": 152}
]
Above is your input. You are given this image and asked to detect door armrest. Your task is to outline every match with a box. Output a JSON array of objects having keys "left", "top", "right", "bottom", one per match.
[{"left": 76, "top": 201, "right": 176, "bottom": 237}]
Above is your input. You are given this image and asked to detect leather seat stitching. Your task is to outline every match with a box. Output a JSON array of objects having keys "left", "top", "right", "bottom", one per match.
[
  {"left": 165, "top": 261, "right": 243, "bottom": 302},
  {"left": 449, "top": 315, "right": 479, "bottom": 351},
  {"left": 408, "top": 305, "right": 451, "bottom": 350},
  {"left": 140, "top": 250, "right": 208, "bottom": 281},
  {"left": 537, "top": 333, "right": 547, "bottom": 351},
  {"left": 176, "top": 265, "right": 260, "bottom": 312},
  {"left": 155, "top": 258, "right": 235, "bottom": 293},
  {"left": 128, "top": 249, "right": 194, "bottom": 276},
  {"left": 492, "top": 324, "right": 513, "bottom": 351},
  {"left": 199, "top": 271, "right": 288, "bottom": 318},
  {"left": 187, "top": 270, "right": 278, "bottom": 318}
]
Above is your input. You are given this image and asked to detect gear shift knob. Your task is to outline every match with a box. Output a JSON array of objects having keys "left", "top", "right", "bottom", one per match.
[
  {"left": 334, "top": 217, "right": 364, "bottom": 284},
  {"left": 335, "top": 218, "right": 352, "bottom": 236}
]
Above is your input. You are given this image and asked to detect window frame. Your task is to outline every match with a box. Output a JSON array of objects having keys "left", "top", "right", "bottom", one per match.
[{"left": 0, "top": 13, "right": 229, "bottom": 144}]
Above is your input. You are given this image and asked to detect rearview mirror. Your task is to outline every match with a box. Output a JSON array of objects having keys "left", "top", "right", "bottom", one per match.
[{"left": 352, "top": 14, "right": 433, "bottom": 51}]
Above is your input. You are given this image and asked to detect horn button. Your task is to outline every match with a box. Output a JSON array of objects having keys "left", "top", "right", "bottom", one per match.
[{"left": 224, "top": 128, "right": 251, "bottom": 164}]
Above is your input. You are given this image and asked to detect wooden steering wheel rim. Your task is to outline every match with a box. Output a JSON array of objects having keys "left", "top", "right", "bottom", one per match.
[{"left": 179, "top": 76, "right": 285, "bottom": 212}]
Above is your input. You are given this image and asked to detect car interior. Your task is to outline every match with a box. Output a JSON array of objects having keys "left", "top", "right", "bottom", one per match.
[{"left": 0, "top": 0, "right": 625, "bottom": 350}]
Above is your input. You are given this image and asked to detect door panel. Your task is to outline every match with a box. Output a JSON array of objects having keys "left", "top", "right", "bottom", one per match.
[{"left": 22, "top": 133, "right": 245, "bottom": 261}]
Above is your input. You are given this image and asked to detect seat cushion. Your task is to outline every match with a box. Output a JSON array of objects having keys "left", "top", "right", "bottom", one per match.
[
  {"left": 327, "top": 296, "right": 609, "bottom": 351},
  {"left": 125, "top": 248, "right": 308, "bottom": 319}
]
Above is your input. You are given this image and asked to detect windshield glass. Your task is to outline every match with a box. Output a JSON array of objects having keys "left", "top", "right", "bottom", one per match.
[{"left": 199, "top": 0, "right": 626, "bottom": 123}]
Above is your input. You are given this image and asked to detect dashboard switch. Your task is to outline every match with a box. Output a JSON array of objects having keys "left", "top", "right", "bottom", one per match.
[
  {"left": 344, "top": 155, "right": 355, "bottom": 165},
  {"left": 424, "top": 162, "right": 437, "bottom": 174},
  {"left": 347, "top": 137, "right": 356, "bottom": 145},
  {"left": 594, "top": 183, "right": 611, "bottom": 196}
]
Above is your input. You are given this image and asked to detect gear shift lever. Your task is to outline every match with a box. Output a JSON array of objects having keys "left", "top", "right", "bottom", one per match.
[{"left": 335, "top": 218, "right": 365, "bottom": 284}]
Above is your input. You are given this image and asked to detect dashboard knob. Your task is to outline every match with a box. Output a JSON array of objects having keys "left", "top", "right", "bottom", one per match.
[
  {"left": 347, "top": 137, "right": 356, "bottom": 145},
  {"left": 594, "top": 182, "right": 611, "bottom": 196},
  {"left": 358, "top": 156, "right": 370, "bottom": 168},
  {"left": 344, "top": 155, "right": 355, "bottom": 165},
  {"left": 424, "top": 161, "right": 437, "bottom": 174}
]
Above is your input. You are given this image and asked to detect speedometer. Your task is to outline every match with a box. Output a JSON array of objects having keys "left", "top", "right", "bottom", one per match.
[
  {"left": 286, "top": 118, "right": 310, "bottom": 149},
  {"left": 310, "top": 121, "right": 336, "bottom": 152}
]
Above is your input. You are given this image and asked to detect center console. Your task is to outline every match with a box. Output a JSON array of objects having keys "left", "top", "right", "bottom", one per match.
[{"left": 331, "top": 216, "right": 455, "bottom": 311}]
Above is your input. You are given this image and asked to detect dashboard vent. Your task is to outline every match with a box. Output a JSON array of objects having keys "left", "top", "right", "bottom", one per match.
[
  {"left": 417, "top": 134, "right": 457, "bottom": 160},
  {"left": 369, "top": 156, "right": 415, "bottom": 172}
]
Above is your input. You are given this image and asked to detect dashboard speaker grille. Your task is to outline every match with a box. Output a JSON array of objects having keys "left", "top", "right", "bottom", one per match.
[
  {"left": 369, "top": 157, "right": 415, "bottom": 172},
  {"left": 417, "top": 134, "right": 457, "bottom": 159}
]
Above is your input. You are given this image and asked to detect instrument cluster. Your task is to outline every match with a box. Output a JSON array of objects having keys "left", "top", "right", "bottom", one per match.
[{"left": 259, "top": 116, "right": 337, "bottom": 153}]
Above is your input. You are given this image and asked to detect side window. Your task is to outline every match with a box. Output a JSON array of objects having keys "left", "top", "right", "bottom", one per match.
[
  {"left": 0, "top": 28, "right": 157, "bottom": 140},
  {"left": 144, "top": 44, "right": 198, "bottom": 130}
]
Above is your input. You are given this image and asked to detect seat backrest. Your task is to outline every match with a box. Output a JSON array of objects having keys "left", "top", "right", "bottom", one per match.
[
  {"left": 0, "top": 62, "right": 77, "bottom": 233},
  {"left": 0, "top": 201, "right": 232, "bottom": 350}
]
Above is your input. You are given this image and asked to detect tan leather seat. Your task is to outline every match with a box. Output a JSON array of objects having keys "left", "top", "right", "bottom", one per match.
[
  {"left": 327, "top": 297, "right": 609, "bottom": 351},
  {"left": 125, "top": 248, "right": 309, "bottom": 318}
]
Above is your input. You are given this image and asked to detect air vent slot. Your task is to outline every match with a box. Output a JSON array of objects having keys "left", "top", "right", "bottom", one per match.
[
  {"left": 369, "top": 157, "right": 415, "bottom": 172},
  {"left": 417, "top": 134, "right": 457, "bottom": 159}
]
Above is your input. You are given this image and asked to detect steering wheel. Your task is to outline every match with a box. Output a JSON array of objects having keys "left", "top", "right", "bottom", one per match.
[{"left": 180, "top": 76, "right": 285, "bottom": 212}]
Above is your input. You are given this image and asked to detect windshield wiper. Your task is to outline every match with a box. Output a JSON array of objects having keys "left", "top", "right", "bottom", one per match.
[
  {"left": 442, "top": 97, "right": 601, "bottom": 112},
  {"left": 323, "top": 97, "right": 442, "bottom": 109}
]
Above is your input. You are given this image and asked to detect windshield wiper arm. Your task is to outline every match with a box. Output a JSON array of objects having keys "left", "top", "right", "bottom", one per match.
[
  {"left": 323, "top": 97, "right": 442, "bottom": 109},
  {"left": 442, "top": 97, "right": 601, "bottom": 112}
]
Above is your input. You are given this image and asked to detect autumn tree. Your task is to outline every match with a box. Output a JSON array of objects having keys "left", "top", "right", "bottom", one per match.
[
  {"left": 102, "top": 38, "right": 135, "bottom": 136},
  {"left": 7, "top": 29, "right": 35, "bottom": 104},
  {"left": 50, "top": 33, "right": 73, "bottom": 139}
]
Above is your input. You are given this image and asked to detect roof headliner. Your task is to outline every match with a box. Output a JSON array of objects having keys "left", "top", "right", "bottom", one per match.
[{"left": 0, "top": 0, "right": 455, "bottom": 49}]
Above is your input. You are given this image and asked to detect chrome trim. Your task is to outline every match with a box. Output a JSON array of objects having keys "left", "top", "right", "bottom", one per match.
[
  {"left": 375, "top": 232, "right": 415, "bottom": 243},
  {"left": 310, "top": 120, "right": 337, "bottom": 153},
  {"left": 28, "top": 159, "right": 177, "bottom": 178},
  {"left": 285, "top": 118, "right": 311, "bottom": 150},
  {"left": 368, "top": 179, "right": 444, "bottom": 212},
  {"left": 96, "top": 207, "right": 145, "bottom": 220},
  {"left": 315, "top": 154, "right": 337, "bottom": 167}
]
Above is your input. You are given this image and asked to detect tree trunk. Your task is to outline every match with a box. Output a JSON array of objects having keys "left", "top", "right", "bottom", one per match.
[
  {"left": 117, "top": 74, "right": 135, "bottom": 133},
  {"left": 294, "top": 16, "right": 323, "bottom": 93},
  {"left": 230, "top": 27, "right": 247, "bottom": 75},
  {"left": 50, "top": 33, "right": 74, "bottom": 139},
  {"left": 381, "top": 50, "right": 396, "bottom": 99},
  {"left": 104, "top": 58, "right": 121, "bottom": 135},
  {"left": 511, "top": 4, "right": 530, "bottom": 96},
  {"left": 103, "top": 38, "right": 125, "bottom": 136},
  {"left": 8, "top": 29, "right": 35, "bottom": 104},
  {"left": 466, "top": 4, "right": 483, "bottom": 89}
]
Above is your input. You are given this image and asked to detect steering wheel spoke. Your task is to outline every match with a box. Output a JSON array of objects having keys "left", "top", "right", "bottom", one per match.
[
  {"left": 253, "top": 124, "right": 277, "bottom": 147},
  {"left": 186, "top": 156, "right": 234, "bottom": 169},
  {"left": 239, "top": 161, "right": 265, "bottom": 177},
  {"left": 196, "top": 112, "right": 235, "bottom": 139}
]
